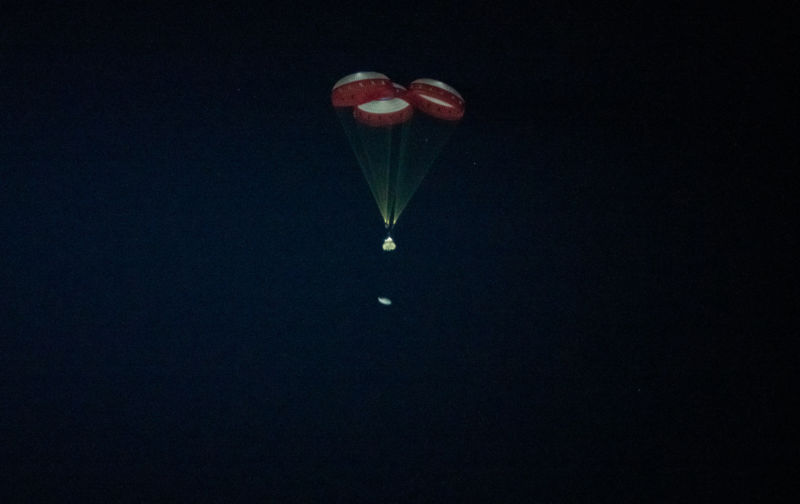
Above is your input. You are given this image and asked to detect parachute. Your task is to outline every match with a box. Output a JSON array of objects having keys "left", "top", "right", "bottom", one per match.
[{"left": 332, "top": 72, "right": 465, "bottom": 251}]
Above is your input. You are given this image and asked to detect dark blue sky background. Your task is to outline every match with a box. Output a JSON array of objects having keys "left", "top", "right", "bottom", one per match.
[{"left": 1, "top": 2, "right": 794, "bottom": 502}]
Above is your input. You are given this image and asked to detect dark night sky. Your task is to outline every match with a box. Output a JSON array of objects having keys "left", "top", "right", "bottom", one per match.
[{"left": 1, "top": 2, "right": 795, "bottom": 502}]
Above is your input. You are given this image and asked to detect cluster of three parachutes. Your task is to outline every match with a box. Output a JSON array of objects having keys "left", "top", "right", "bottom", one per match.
[{"left": 331, "top": 72, "right": 465, "bottom": 251}]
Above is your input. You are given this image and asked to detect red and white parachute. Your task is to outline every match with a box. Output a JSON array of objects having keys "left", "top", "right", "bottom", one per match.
[{"left": 332, "top": 71, "right": 465, "bottom": 251}]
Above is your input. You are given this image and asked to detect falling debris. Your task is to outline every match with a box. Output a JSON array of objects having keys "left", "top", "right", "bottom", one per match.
[{"left": 377, "top": 297, "right": 392, "bottom": 306}]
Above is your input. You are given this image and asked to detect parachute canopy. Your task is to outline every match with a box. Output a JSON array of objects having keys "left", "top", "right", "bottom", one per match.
[{"left": 332, "top": 71, "right": 465, "bottom": 251}]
